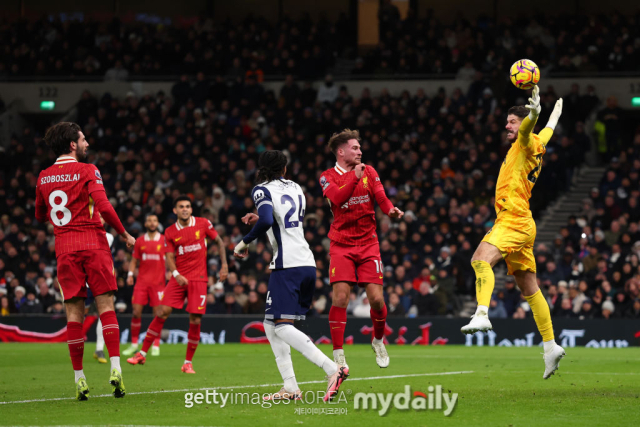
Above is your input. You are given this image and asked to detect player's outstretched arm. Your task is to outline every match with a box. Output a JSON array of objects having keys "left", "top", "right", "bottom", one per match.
[
  {"left": 519, "top": 85, "right": 541, "bottom": 148},
  {"left": 215, "top": 235, "right": 228, "bottom": 281},
  {"left": 537, "top": 98, "right": 563, "bottom": 145},
  {"left": 234, "top": 204, "right": 274, "bottom": 258},
  {"left": 370, "top": 167, "right": 404, "bottom": 219}
]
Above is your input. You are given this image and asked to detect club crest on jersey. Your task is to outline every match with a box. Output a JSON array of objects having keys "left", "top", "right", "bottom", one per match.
[
  {"left": 195, "top": 230, "right": 201, "bottom": 240},
  {"left": 157, "top": 244, "right": 162, "bottom": 251},
  {"left": 362, "top": 176, "right": 368, "bottom": 188},
  {"left": 253, "top": 189, "right": 265, "bottom": 203}
]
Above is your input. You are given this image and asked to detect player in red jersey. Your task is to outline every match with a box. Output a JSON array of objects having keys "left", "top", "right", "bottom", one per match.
[
  {"left": 34, "top": 122, "right": 135, "bottom": 401},
  {"left": 128, "top": 195, "right": 228, "bottom": 373},
  {"left": 122, "top": 214, "right": 166, "bottom": 357},
  {"left": 319, "top": 129, "right": 404, "bottom": 371}
]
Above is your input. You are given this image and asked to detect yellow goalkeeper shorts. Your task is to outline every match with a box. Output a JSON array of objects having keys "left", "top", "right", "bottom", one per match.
[{"left": 482, "top": 213, "right": 537, "bottom": 275}]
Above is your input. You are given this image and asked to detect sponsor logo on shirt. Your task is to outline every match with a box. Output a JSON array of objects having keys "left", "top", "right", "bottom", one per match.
[
  {"left": 341, "top": 194, "right": 371, "bottom": 209},
  {"left": 177, "top": 243, "right": 202, "bottom": 255}
]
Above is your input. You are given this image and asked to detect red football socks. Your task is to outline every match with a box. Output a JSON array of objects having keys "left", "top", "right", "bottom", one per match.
[
  {"left": 142, "top": 316, "right": 166, "bottom": 353},
  {"left": 100, "top": 311, "right": 120, "bottom": 357},
  {"left": 67, "top": 321, "right": 84, "bottom": 370},
  {"left": 131, "top": 317, "right": 142, "bottom": 344},
  {"left": 329, "top": 306, "right": 347, "bottom": 350},
  {"left": 370, "top": 304, "right": 388, "bottom": 340},
  {"left": 185, "top": 323, "right": 201, "bottom": 362}
]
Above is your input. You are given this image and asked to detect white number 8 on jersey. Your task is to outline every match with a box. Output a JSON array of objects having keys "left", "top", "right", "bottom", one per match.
[{"left": 49, "top": 190, "right": 72, "bottom": 226}]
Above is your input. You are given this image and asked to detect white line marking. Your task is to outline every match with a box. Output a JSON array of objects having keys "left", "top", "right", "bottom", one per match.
[{"left": 0, "top": 371, "right": 474, "bottom": 405}]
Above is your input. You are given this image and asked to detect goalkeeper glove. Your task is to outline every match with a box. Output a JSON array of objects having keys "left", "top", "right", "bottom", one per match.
[
  {"left": 545, "top": 98, "right": 563, "bottom": 131},
  {"left": 525, "top": 85, "right": 541, "bottom": 120}
]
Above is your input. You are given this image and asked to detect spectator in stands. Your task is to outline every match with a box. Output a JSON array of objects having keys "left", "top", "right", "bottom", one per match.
[
  {"left": 387, "top": 292, "right": 406, "bottom": 317},
  {"left": 415, "top": 282, "right": 440, "bottom": 316},
  {"left": 488, "top": 295, "right": 507, "bottom": 319},
  {"left": 501, "top": 277, "right": 521, "bottom": 317},
  {"left": 316, "top": 74, "right": 338, "bottom": 104},
  {"left": 104, "top": 60, "right": 129, "bottom": 81}
]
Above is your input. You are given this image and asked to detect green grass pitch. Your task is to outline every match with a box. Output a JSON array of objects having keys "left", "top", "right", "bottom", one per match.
[{"left": 1, "top": 343, "right": 639, "bottom": 426}]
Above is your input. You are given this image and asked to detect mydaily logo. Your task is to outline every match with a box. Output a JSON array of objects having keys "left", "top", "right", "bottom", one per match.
[{"left": 353, "top": 385, "right": 457, "bottom": 416}]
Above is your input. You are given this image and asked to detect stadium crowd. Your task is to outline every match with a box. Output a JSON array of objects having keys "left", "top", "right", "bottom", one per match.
[
  {"left": 1, "top": 70, "right": 638, "bottom": 320},
  {"left": 1, "top": 11, "right": 639, "bottom": 80}
]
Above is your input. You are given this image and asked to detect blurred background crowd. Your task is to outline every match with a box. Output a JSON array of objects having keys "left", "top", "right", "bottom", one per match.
[
  {"left": 1, "top": 10, "right": 639, "bottom": 80},
  {"left": 1, "top": 10, "right": 639, "bottom": 320}
]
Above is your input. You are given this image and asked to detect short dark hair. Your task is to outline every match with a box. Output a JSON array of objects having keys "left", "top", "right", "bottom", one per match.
[
  {"left": 256, "top": 150, "right": 287, "bottom": 183},
  {"left": 173, "top": 195, "right": 192, "bottom": 207},
  {"left": 328, "top": 128, "right": 360, "bottom": 154},
  {"left": 43, "top": 122, "right": 82, "bottom": 157},
  {"left": 507, "top": 106, "right": 529, "bottom": 119}
]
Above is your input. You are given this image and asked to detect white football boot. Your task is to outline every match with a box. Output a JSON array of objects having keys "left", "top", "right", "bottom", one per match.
[
  {"left": 460, "top": 310, "right": 493, "bottom": 334},
  {"left": 371, "top": 337, "right": 390, "bottom": 368},
  {"left": 543, "top": 344, "right": 566, "bottom": 379}
]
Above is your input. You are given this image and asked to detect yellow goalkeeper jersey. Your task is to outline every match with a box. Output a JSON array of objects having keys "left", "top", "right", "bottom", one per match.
[{"left": 494, "top": 115, "right": 554, "bottom": 218}]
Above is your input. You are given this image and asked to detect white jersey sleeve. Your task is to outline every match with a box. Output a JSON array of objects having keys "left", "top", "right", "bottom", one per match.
[{"left": 252, "top": 179, "right": 316, "bottom": 269}]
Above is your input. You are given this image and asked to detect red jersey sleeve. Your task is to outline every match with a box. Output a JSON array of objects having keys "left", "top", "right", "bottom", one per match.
[
  {"left": 34, "top": 181, "right": 47, "bottom": 223},
  {"left": 321, "top": 171, "right": 359, "bottom": 206},
  {"left": 205, "top": 219, "right": 218, "bottom": 240},
  {"left": 369, "top": 167, "right": 394, "bottom": 214},
  {"left": 133, "top": 238, "right": 142, "bottom": 260},
  {"left": 164, "top": 229, "right": 175, "bottom": 253},
  {"left": 85, "top": 165, "right": 125, "bottom": 235},
  {"left": 86, "top": 164, "right": 105, "bottom": 195}
]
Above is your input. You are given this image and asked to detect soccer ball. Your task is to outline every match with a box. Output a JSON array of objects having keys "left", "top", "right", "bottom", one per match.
[{"left": 509, "top": 59, "right": 540, "bottom": 90}]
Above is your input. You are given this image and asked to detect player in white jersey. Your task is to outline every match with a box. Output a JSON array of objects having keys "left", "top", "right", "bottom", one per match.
[{"left": 234, "top": 150, "right": 349, "bottom": 402}]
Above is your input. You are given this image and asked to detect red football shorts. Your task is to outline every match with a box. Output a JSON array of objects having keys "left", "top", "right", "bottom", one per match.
[
  {"left": 329, "top": 241, "right": 384, "bottom": 286},
  {"left": 132, "top": 281, "right": 166, "bottom": 307},
  {"left": 57, "top": 249, "right": 117, "bottom": 301},
  {"left": 161, "top": 278, "right": 208, "bottom": 314}
]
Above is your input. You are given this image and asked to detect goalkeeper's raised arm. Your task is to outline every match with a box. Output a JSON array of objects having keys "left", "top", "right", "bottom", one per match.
[{"left": 518, "top": 85, "right": 541, "bottom": 148}]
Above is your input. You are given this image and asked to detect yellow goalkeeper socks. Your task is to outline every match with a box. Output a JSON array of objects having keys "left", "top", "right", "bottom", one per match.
[
  {"left": 472, "top": 260, "right": 494, "bottom": 308},
  {"left": 525, "top": 290, "right": 554, "bottom": 342}
]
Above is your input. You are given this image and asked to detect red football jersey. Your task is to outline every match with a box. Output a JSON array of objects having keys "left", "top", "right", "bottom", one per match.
[
  {"left": 320, "top": 163, "right": 393, "bottom": 246},
  {"left": 164, "top": 216, "right": 218, "bottom": 281},
  {"left": 35, "top": 156, "right": 110, "bottom": 255},
  {"left": 132, "top": 232, "right": 166, "bottom": 285}
]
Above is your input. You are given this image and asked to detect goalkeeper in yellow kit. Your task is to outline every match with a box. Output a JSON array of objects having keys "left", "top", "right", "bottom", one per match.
[{"left": 461, "top": 85, "right": 566, "bottom": 379}]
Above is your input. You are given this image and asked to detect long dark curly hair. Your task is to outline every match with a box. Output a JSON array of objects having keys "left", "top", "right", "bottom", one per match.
[{"left": 256, "top": 150, "right": 287, "bottom": 183}]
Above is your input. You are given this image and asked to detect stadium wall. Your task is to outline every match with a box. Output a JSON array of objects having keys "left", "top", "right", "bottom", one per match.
[
  {"left": 1, "top": 316, "right": 638, "bottom": 348},
  {"left": 2, "top": 78, "right": 640, "bottom": 114}
]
